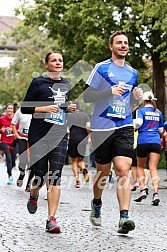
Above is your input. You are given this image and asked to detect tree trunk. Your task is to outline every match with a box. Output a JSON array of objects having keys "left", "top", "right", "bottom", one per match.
[{"left": 152, "top": 52, "right": 166, "bottom": 116}]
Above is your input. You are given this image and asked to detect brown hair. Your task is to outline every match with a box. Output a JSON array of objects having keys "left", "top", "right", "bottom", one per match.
[
  {"left": 45, "top": 51, "right": 63, "bottom": 63},
  {"left": 6, "top": 103, "right": 13, "bottom": 109},
  {"left": 144, "top": 95, "right": 157, "bottom": 113},
  {"left": 109, "top": 30, "right": 127, "bottom": 45},
  {"left": 72, "top": 99, "right": 80, "bottom": 110}
]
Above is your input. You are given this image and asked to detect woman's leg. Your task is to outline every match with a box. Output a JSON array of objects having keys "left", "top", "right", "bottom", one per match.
[
  {"left": 47, "top": 138, "right": 68, "bottom": 218},
  {"left": 149, "top": 152, "right": 160, "bottom": 193},
  {"left": 1, "top": 143, "right": 12, "bottom": 178},
  {"left": 71, "top": 157, "right": 79, "bottom": 179},
  {"left": 137, "top": 157, "right": 147, "bottom": 190}
]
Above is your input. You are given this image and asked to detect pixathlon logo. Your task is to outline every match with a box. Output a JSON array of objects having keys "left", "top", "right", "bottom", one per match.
[{"left": 20, "top": 59, "right": 151, "bottom": 169}]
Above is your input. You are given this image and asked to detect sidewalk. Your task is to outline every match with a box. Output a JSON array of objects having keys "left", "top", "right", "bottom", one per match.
[{"left": 0, "top": 158, "right": 167, "bottom": 252}]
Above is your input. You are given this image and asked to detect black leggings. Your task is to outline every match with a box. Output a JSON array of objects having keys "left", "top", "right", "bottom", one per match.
[
  {"left": 29, "top": 137, "right": 68, "bottom": 187},
  {"left": 1, "top": 142, "right": 16, "bottom": 177}
]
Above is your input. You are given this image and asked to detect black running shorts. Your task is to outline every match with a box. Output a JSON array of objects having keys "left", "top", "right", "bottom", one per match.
[
  {"left": 68, "top": 143, "right": 86, "bottom": 158},
  {"left": 137, "top": 143, "right": 161, "bottom": 158},
  {"left": 91, "top": 126, "right": 134, "bottom": 165}
]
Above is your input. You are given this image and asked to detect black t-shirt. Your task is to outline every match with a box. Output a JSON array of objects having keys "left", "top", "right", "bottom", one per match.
[
  {"left": 67, "top": 111, "right": 90, "bottom": 145},
  {"left": 21, "top": 76, "right": 71, "bottom": 143}
]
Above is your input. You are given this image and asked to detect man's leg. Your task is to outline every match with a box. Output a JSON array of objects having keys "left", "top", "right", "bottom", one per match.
[
  {"left": 93, "top": 162, "right": 111, "bottom": 199},
  {"left": 113, "top": 156, "right": 135, "bottom": 234},
  {"left": 113, "top": 156, "right": 132, "bottom": 211},
  {"left": 90, "top": 162, "right": 111, "bottom": 226}
]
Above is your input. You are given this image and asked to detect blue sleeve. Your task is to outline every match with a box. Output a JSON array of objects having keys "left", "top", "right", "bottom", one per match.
[{"left": 86, "top": 64, "right": 103, "bottom": 89}]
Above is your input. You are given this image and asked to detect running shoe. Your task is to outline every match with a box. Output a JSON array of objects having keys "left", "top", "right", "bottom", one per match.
[
  {"left": 90, "top": 200, "right": 102, "bottom": 226},
  {"left": 117, "top": 216, "right": 135, "bottom": 234},
  {"left": 27, "top": 194, "right": 38, "bottom": 214},
  {"left": 16, "top": 173, "right": 25, "bottom": 187},
  {"left": 131, "top": 181, "right": 138, "bottom": 191},
  {"left": 134, "top": 189, "right": 147, "bottom": 202},
  {"left": 7, "top": 176, "right": 13, "bottom": 185},
  {"left": 83, "top": 169, "right": 90, "bottom": 182},
  {"left": 75, "top": 180, "right": 80, "bottom": 188},
  {"left": 144, "top": 186, "right": 149, "bottom": 195},
  {"left": 46, "top": 217, "right": 61, "bottom": 233},
  {"left": 151, "top": 193, "right": 160, "bottom": 206}
]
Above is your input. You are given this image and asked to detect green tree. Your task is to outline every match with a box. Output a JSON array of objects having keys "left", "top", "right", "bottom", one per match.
[
  {"left": 17, "top": 0, "right": 118, "bottom": 66},
  {"left": 16, "top": 0, "right": 149, "bottom": 106},
  {"left": 16, "top": 0, "right": 158, "bottom": 77},
  {"left": 123, "top": 0, "right": 167, "bottom": 114},
  {"left": 14, "top": 0, "right": 167, "bottom": 115},
  {"left": 0, "top": 24, "right": 59, "bottom": 105}
]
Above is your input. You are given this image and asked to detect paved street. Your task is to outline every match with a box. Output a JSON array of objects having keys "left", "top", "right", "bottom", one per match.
[{"left": 0, "top": 158, "right": 167, "bottom": 252}]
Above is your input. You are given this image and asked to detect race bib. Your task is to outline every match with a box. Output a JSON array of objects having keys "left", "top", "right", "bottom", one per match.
[
  {"left": 44, "top": 109, "right": 65, "bottom": 125},
  {"left": 107, "top": 98, "right": 126, "bottom": 119},
  {"left": 22, "top": 128, "right": 29, "bottom": 135},
  {"left": 6, "top": 130, "right": 14, "bottom": 137}
]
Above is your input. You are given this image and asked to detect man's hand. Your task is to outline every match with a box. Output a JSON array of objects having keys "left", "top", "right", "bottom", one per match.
[
  {"left": 111, "top": 86, "right": 125, "bottom": 96},
  {"left": 133, "top": 87, "right": 143, "bottom": 100}
]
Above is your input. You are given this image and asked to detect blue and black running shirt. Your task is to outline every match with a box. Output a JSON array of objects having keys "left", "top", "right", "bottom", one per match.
[{"left": 86, "top": 58, "right": 138, "bottom": 131}]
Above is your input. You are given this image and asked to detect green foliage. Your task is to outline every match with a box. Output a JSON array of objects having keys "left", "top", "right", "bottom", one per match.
[
  {"left": 0, "top": 24, "right": 58, "bottom": 105},
  {"left": 17, "top": 0, "right": 122, "bottom": 67},
  {"left": 125, "top": 0, "right": 167, "bottom": 64},
  {"left": 1, "top": 0, "right": 166, "bottom": 110},
  {"left": 158, "top": 150, "right": 167, "bottom": 169}
]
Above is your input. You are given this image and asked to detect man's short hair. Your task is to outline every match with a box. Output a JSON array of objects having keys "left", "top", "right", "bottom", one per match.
[{"left": 109, "top": 30, "right": 127, "bottom": 45}]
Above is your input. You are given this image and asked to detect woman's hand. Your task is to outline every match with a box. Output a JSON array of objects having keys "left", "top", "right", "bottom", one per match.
[{"left": 45, "top": 105, "right": 60, "bottom": 113}]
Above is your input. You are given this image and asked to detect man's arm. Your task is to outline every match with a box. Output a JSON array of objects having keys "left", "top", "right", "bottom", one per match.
[{"left": 83, "top": 84, "right": 125, "bottom": 103}]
